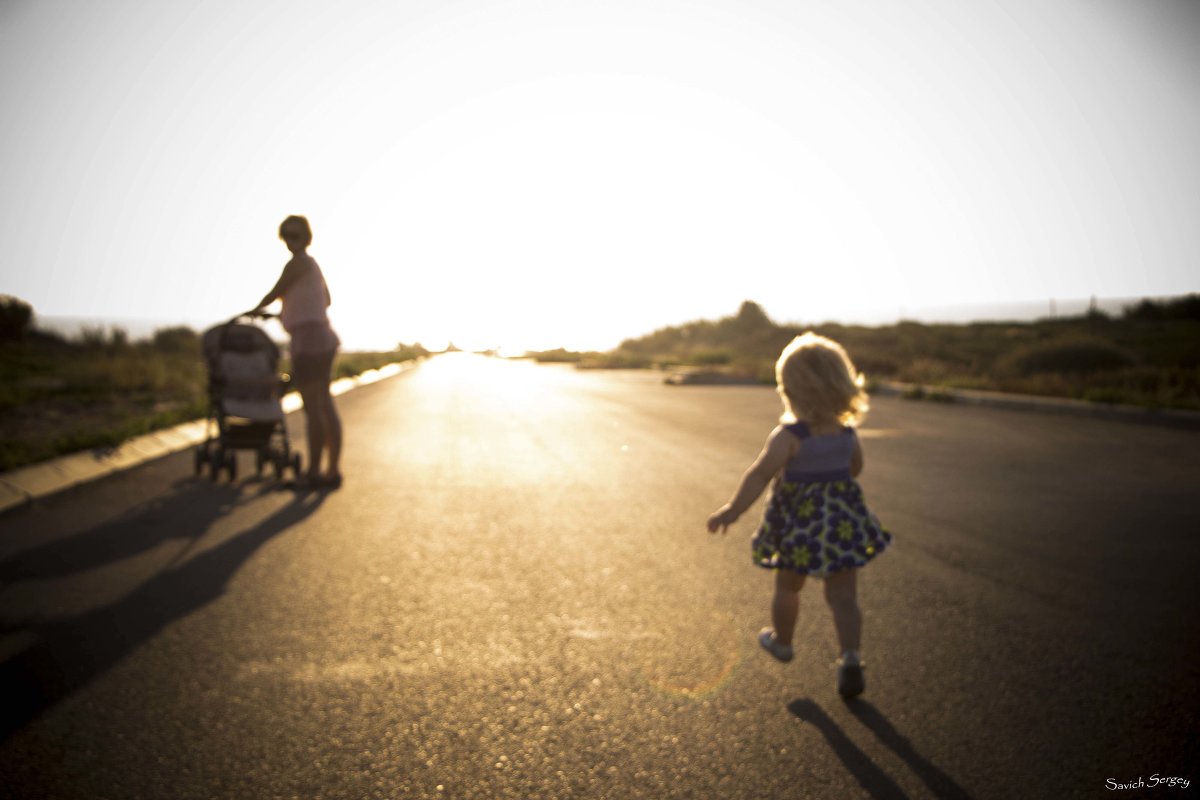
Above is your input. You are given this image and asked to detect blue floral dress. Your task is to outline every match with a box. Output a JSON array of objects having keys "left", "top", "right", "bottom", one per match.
[{"left": 751, "top": 422, "right": 891, "bottom": 578}]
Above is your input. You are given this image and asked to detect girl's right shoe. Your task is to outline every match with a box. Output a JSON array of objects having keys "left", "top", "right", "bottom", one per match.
[
  {"left": 757, "top": 628, "right": 794, "bottom": 663},
  {"left": 837, "top": 661, "right": 865, "bottom": 697}
]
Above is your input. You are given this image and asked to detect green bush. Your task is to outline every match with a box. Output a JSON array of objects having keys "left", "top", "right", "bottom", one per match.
[
  {"left": 529, "top": 348, "right": 584, "bottom": 363},
  {"left": 0, "top": 295, "right": 33, "bottom": 342},
  {"left": 332, "top": 346, "right": 427, "bottom": 380},
  {"left": 686, "top": 349, "right": 733, "bottom": 366},
  {"left": 152, "top": 326, "right": 201, "bottom": 354},
  {"left": 1000, "top": 337, "right": 1135, "bottom": 375},
  {"left": 577, "top": 350, "right": 655, "bottom": 369},
  {"left": 0, "top": 334, "right": 428, "bottom": 472},
  {"left": 1124, "top": 294, "right": 1200, "bottom": 321}
]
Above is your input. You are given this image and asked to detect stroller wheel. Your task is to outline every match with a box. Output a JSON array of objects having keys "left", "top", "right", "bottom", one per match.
[
  {"left": 209, "top": 448, "right": 224, "bottom": 482},
  {"left": 226, "top": 451, "right": 238, "bottom": 482},
  {"left": 290, "top": 453, "right": 302, "bottom": 478}
]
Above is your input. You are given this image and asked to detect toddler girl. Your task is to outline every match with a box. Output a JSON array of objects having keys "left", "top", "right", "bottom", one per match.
[{"left": 707, "top": 332, "right": 891, "bottom": 697}]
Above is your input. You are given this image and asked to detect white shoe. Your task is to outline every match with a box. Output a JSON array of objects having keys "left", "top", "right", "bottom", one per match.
[
  {"left": 837, "top": 660, "right": 865, "bottom": 697},
  {"left": 758, "top": 628, "right": 794, "bottom": 663}
]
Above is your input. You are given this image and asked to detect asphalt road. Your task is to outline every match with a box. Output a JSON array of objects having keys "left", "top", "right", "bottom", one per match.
[{"left": 1, "top": 353, "right": 1197, "bottom": 799}]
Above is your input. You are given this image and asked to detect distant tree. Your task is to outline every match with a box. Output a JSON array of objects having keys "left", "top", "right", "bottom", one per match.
[
  {"left": 1085, "top": 295, "right": 1109, "bottom": 322},
  {"left": 0, "top": 295, "right": 34, "bottom": 342},
  {"left": 734, "top": 300, "right": 772, "bottom": 329}
]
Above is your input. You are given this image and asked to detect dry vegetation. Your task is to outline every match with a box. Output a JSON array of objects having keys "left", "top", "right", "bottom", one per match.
[
  {"left": 0, "top": 297, "right": 426, "bottom": 472},
  {"left": 4, "top": 293, "right": 1197, "bottom": 472},
  {"left": 529, "top": 297, "right": 1200, "bottom": 411}
]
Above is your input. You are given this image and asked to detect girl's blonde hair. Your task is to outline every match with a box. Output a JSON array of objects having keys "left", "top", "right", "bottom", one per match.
[{"left": 775, "top": 332, "right": 869, "bottom": 426}]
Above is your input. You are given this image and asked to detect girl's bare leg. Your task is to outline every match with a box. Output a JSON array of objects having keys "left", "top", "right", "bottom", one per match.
[
  {"left": 771, "top": 569, "right": 807, "bottom": 646},
  {"left": 823, "top": 568, "right": 862, "bottom": 654}
]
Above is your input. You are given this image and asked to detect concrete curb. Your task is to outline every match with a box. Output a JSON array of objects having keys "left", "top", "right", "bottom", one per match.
[
  {"left": 0, "top": 360, "right": 420, "bottom": 515},
  {"left": 874, "top": 381, "right": 1200, "bottom": 430},
  {"left": 660, "top": 369, "right": 1200, "bottom": 430},
  {"left": 657, "top": 369, "right": 1200, "bottom": 431}
]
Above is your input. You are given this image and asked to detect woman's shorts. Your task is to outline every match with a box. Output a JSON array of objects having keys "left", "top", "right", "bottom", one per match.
[
  {"left": 292, "top": 349, "right": 336, "bottom": 385},
  {"left": 289, "top": 323, "right": 340, "bottom": 384}
]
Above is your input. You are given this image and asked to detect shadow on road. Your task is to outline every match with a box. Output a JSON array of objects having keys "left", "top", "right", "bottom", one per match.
[
  {"left": 0, "top": 478, "right": 243, "bottom": 591},
  {"left": 0, "top": 481, "right": 326, "bottom": 742},
  {"left": 788, "top": 698, "right": 972, "bottom": 800}
]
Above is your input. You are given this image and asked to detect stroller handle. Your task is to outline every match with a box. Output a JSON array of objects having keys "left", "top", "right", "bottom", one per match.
[{"left": 229, "top": 310, "right": 279, "bottom": 325}]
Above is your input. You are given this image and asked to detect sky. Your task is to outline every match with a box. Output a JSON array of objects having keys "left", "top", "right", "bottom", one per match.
[{"left": 2, "top": 0, "right": 1198, "bottom": 352}]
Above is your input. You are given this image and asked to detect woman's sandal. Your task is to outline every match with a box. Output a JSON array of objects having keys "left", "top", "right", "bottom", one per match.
[
  {"left": 290, "top": 473, "right": 342, "bottom": 490},
  {"left": 291, "top": 474, "right": 324, "bottom": 491},
  {"left": 317, "top": 473, "right": 343, "bottom": 489}
]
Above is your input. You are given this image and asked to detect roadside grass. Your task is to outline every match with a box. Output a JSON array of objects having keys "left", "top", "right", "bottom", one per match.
[
  {"left": 329, "top": 345, "right": 427, "bottom": 380},
  {"left": 0, "top": 328, "right": 426, "bottom": 472},
  {"left": 528, "top": 298, "right": 1200, "bottom": 412}
]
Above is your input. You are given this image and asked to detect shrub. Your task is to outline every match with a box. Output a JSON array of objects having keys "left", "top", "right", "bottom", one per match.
[
  {"left": 152, "top": 326, "right": 200, "bottom": 354},
  {"left": 78, "top": 325, "right": 109, "bottom": 348},
  {"left": 1124, "top": 294, "right": 1200, "bottom": 321},
  {"left": 0, "top": 295, "right": 33, "bottom": 342},
  {"left": 530, "top": 348, "right": 583, "bottom": 363},
  {"left": 687, "top": 349, "right": 733, "bottom": 366},
  {"left": 1000, "top": 337, "right": 1135, "bottom": 375},
  {"left": 577, "top": 350, "right": 655, "bottom": 369}
]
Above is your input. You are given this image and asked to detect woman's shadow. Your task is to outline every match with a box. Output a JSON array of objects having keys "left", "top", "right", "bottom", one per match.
[
  {"left": 0, "top": 479, "right": 242, "bottom": 591},
  {"left": 789, "top": 698, "right": 973, "bottom": 800},
  {"left": 0, "top": 480, "right": 326, "bottom": 742}
]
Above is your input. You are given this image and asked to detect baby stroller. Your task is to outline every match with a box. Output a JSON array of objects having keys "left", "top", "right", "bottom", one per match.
[{"left": 194, "top": 313, "right": 302, "bottom": 481}]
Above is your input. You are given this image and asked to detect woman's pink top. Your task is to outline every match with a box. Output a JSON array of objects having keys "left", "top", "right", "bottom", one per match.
[{"left": 280, "top": 255, "right": 339, "bottom": 355}]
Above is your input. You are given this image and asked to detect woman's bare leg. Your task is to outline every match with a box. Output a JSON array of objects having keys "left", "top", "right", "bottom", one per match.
[
  {"left": 297, "top": 380, "right": 328, "bottom": 477},
  {"left": 322, "top": 389, "right": 342, "bottom": 478}
]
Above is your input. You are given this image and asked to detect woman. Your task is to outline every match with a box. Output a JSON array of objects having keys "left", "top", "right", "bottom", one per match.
[{"left": 253, "top": 215, "right": 343, "bottom": 488}]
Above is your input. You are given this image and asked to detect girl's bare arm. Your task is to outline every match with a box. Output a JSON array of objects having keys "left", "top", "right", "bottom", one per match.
[{"left": 707, "top": 426, "right": 797, "bottom": 534}]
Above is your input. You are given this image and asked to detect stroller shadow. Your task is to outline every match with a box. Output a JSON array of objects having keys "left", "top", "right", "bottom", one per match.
[
  {"left": 0, "top": 484, "right": 325, "bottom": 742},
  {"left": 0, "top": 478, "right": 242, "bottom": 590},
  {"left": 788, "top": 698, "right": 972, "bottom": 800}
]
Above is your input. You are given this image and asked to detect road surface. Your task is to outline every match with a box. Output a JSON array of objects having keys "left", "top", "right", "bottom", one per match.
[{"left": 1, "top": 353, "right": 1197, "bottom": 799}]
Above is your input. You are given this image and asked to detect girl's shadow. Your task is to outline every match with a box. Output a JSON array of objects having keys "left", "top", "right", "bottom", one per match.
[{"left": 788, "top": 698, "right": 972, "bottom": 800}]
